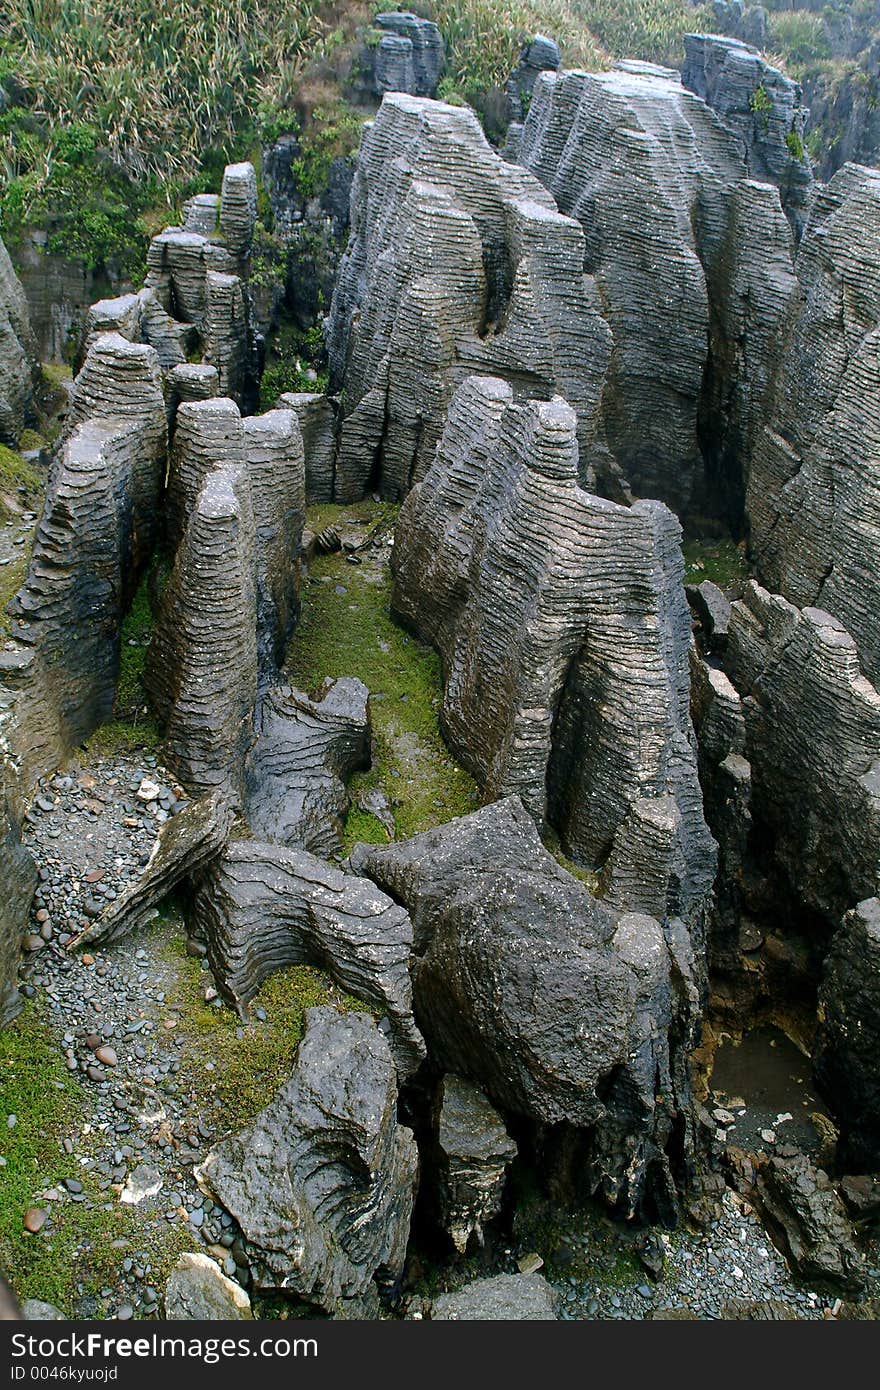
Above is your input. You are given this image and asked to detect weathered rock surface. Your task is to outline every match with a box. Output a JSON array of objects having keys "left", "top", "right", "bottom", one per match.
[
  {"left": 373, "top": 13, "right": 444, "bottom": 98},
  {"left": 277, "top": 392, "right": 337, "bottom": 504},
  {"left": 681, "top": 33, "right": 813, "bottom": 237},
  {"left": 391, "top": 377, "right": 715, "bottom": 923},
  {"left": 430, "top": 1074, "right": 517, "bottom": 1252},
  {"left": 747, "top": 164, "right": 880, "bottom": 688},
  {"left": 514, "top": 62, "right": 795, "bottom": 518},
  {"left": 242, "top": 410, "right": 306, "bottom": 674},
  {"left": 815, "top": 899, "right": 880, "bottom": 1171},
  {"left": 191, "top": 840, "right": 425, "bottom": 1076},
  {"left": 353, "top": 797, "right": 703, "bottom": 1219},
  {"left": 246, "top": 679, "right": 370, "bottom": 854},
  {"left": 3, "top": 334, "right": 166, "bottom": 784},
  {"left": 197, "top": 1007, "right": 419, "bottom": 1314},
  {"left": 69, "top": 791, "right": 233, "bottom": 948},
  {"left": 0, "top": 768, "right": 37, "bottom": 1026},
  {"left": 0, "top": 233, "right": 38, "bottom": 444},
  {"left": 755, "top": 1154, "right": 866, "bottom": 1291},
  {"left": 506, "top": 34, "right": 560, "bottom": 124},
  {"left": 326, "top": 93, "right": 611, "bottom": 502},
  {"left": 164, "top": 1252, "right": 252, "bottom": 1321},
  {"left": 430, "top": 1273, "right": 557, "bottom": 1320}
]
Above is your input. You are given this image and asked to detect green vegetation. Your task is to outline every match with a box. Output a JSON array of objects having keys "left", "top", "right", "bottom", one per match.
[
  {"left": 0, "top": 442, "right": 42, "bottom": 520},
  {"left": 85, "top": 568, "right": 161, "bottom": 756},
  {"left": 287, "top": 500, "right": 480, "bottom": 845},
  {"left": 682, "top": 536, "right": 749, "bottom": 591},
  {"left": 786, "top": 128, "right": 805, "bottom": 160},
  {"left": 260, "top": 321, "right": 328, "bottom": 409},
  {"left": 288, "top": 102, "right": 363, "bottom": 199},
  {"left": 767, "top": 11, "right": 832, "bottom": 65}
]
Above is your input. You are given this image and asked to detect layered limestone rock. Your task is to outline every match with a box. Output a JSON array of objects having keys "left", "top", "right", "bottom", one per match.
[
  {"left": 506, "top": 34, "right": 561, "bottom": 124},
  {"left": 747, "top": 164, "right": 880, "bottom": 688},
  {"left": 191, "top": 840, "right": 425, "bottom": 1076},
  {"left": 429, "top": 1075, "right": 518, "bottom": 1252},
  {"left": 220, "top": 163, "right": 258, "bottom": 263},
  {"left": 514, "top": 62, "right": 796, "bottom": 517},
  {"left": 681, "top": 33, "right": 813, "bottom": 237},
  {"left": 242, "top": 410, "right": 306, "bottom": 673},
  {"left": 197, "top": 1007, "right": 419, "bottom": 1315},
  {"left": 326, "top": 93, "right": 612, "bottom": 502},
  {"left": 815, "top": 899, "right": 880, "bottom": 1171},
  {"left": 246, "top": 679, "right": 370, "bottom": 854},
  {"left": 391, "top": 377, "right": 716, "bottom": 924},
  {"left": 0, "top": 234, "right": 38, "bottom": 444},
  {"left": 373, "top": 13, "right": 444, "bottom": 98},
  {"left": 277, "top": 392, "right": 337, "bottom": 503},
  {"left": 352, "top": 797, "right": 703, "bottom": 1220},
  {"left": 3, "top": 334, "right": 166, "bottom": 784}
]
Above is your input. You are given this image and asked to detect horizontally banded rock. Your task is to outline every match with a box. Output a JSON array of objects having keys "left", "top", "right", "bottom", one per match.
[
  {"left": 166, "top": 363, "right": 220, "bottom": 415},
  {"left": 246, "top": 679, "right": 370, "bottom": 854},
  {"left": 747, "top": 164, "right": 880, "bottom": 687},
  {"left": 0, "top": 767, "right": 37, "bottom": 1026},
  {"left": 204, "top": 270, "right": 255, "bottom": 409},
  {"left": 430, "top": 1273, "right": 557, "bottom": 1321},
  {"left": 430, "top": 1074, "right": 517, "bottom": 1252},
  {"left": 191, "top": 840, "right": 424, "bottom": 1076},
  {"left": 326, "top": 93, "right": 612, "bottom": 502},
  {"left": 353, "top": 797, "right": 703, "bottom": 1219},
  {"left": 724, "top": 582, "right": 880, "bottom": 925},
  {"left": 243, "top": 411, "right": 306, "bottom": 673},
  {"left": 373, "top": 13, "right": 444, "bottom": 98},
  {"left": 146, "top": 463, "right": 257, "bottom": 808},
  {"left": 4, "top": 334, "right": 166, "bottom": 782},
  {"left": 164, "top": 397, "right": 243, "bottom": 558},
  {"left": 514, "top": 62, "right": 795, "bottom": 517},
  {"left": 755, "top": 1154, "right": 865, "bottom": 1291},
  {"left": 197, "top": 1007, "right": 419, "bottom": 1314},
  {"left": 69, "top": 791, "right": 233, "bottom": 948},
  {"left": 277, "top": 392, "right": 337, "bottom": 503},
  {"left": 814, "top": 899, "right": 880, "bottom": 1171},
  {"left": 681, "top": 33, "right": 813, "bottom": 237},
  {"left": 0, "top": 233, "right": 38, "bottom": 444},
  {"left": 391, "top": 377, "right": 715, "bottom": 924},
  {"left": 219, "top": 163, "right": 258, "bottom": 262}
]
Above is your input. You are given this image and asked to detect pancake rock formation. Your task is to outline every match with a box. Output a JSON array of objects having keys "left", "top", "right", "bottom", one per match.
[{"left": 0, "top": 234, "right": 39, "bottom": 444}]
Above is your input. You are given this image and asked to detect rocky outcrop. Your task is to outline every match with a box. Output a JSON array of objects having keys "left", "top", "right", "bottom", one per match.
[
  {"left": 391, "top": 376, "right": 715, "bottom": 924},
  {"left": 3, "top": 334, "right": 166, "bottom": 784},
  {"left": 242, "top": 410, "right": 306, "bottom": 673},
  {"left": 326, "top": 93, "right": 612, "bottom": 502},
  {"left": 430, "top": 1273, "right": 557, "bottom": 1320},
  {"left": 277, "top": 392, "right": 337, "bottom": 504},
  {"left": 815, "top": 899, "right": 880, "bottom": 1171},
  {"left": 755, "top": 1154, "right": 866, "bottom": 1291},
  {"left": 353, "top": 797, "right": 703, "bottom": 1220},
  {"left": 69, "top": 791, "right": 233, "bottom": 948},
  {"left": 746, "top": 164, "right": 880, "bottom": 688},
  {"left": 506, "top": 35, "right": 561, "bottom": 124},
  {"left": 429, "top": 1075, "right": 517, "bottom": 1252},
  {"left": 0, "top": 234, "right": 38, "bottom": 444},
  {"left": 0, "top": 767, "right": 37, "bottom": 1026},
  {"left": 372, "top": 13, "right": 444, "bottom": 98},
  {"left": 191, "top": 840, "right": 424, "bottom": 1076},
  {"left": 197, "top": 1007, "right": 419, "bottom": 1315},
  {"left": 246, "top": 679, "right": 370, "bottom": 855},
  {"left": 513, "top": 62, "right": 795, "bottom": 519},
  {"left": 681, "top": 33, "right": 813, "bottom": 238}
]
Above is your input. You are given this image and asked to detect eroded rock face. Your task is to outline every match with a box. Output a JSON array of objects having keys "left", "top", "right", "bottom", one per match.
[
  {"left": 681, "top": 33, "right": 813, "bottom": 238},
  {"left": 277, "top": 392, "right": 337, "bottom": 504},
  {"left": 3, "top": 334, "right": 166, "bottom": 784},
  {"left": 0, "top": 234, "right": 38, "bottom": 445},
  {"left": 430, "top": 1075, "right": 517, "bottom": 1253},
  {"left": 352, "top": 797, "right": 703, "bottom": 1219},
  {"left": 197, "top": 1007, "right": 419, "bottom": 1315},
  {"left": 755, "top": 1154, "right": 866, "bottom": 1291},
  {"left": 191, "top": 839, "right": 425, "bottom": 1077},
  {"left": 747, "top": 164, "right": 880, "bottom": 688},
  {"left": 514, "top": 62, "right": 795, "bottom": 518},
  {"left": 506, "top": 35, "right": 561, "bottom": 124},
  {"left": 815, "top": 899, "right": 880, "bottom": 1171},
  {"left": 246, "top": 679, "right": 370, "bottom": 854},
  {"left": 326, "top": 93, "right": 611, "bottom": 502},
  {"left": 391, "top": 376, "right": 715, "bottom": 924},
  {"left": 373, "top": 13, "right": 444, "bottom": 98},
  {"left": 0, "top": 768, "right": 37, "bottom": 1026}
]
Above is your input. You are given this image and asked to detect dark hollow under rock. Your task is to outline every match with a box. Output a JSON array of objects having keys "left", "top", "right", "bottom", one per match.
[
  {"left": 191, "top": 838, "right": 425, "bottom": 1076},
  {"left": 196, "top": 1006, "right": 419, "bottom": 1315}
]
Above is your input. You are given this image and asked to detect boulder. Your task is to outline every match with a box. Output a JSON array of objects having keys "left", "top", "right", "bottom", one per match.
[
  {"left": 196, "top": 1008, "right": 419, "bottom": 1315},
  {"left": 0, "top": 233, "right": 38, "bottom": 444},
  {"left": 431, "top": 1273, "right": 557, "bottom": 1320},
  {"left": 164, "top": 1252, "right": 252, "bottom": 1321},
  {"left": 191, "top": 840, "right": 425, "bottom": 1077},
  {"left": 431, "top": 1074, "right": 517, "bottom": 1252},
  {"left": 390, "top": 376, "right": 715, "bottom": 924},
  {"left": 815, "top": 899, "right": 880, "bottom": 1170},
  {"left": 755, "top": 1154, "right": 866, "bottom": 1291},
  {"left": 20, "top": 1299, "right": 65, "bottom": 1321},
  {"left": 353, "top": 797, "right": 703, "bottom": 1219}
]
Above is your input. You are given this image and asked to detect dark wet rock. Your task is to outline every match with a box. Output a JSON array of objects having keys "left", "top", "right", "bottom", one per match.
[
  {"left": 191, "top": 840, "right": 425, "bottom": 1076},
  {"left": 506, "top": 34, "right": 561, "bottom": 124},
  {"left": 68, "top": 791, "right": 233, "bottom": 948},
  {"left": 513, "top": 62, "right": 795, "bottom": 519},
  {"left": 277, "top": 392, "right": 337, "bottom": 504},
  {"left": 352, "top": 797, "right": 703, "bottom": 1219},
  {"left": 747, "top": 165, "right": 880, "bottom": 688},
  {"left": 430, "top": 1074, "right": 517, "bottom": 1253},
  {"left": 372, "top": 13, "right": 444, "bottom": 98},
  {"left": 838, "top": 1174, "right": 880, "bottom": 1225},
  {"left": 815, "top": 899, "right": 880, "bottom": 1171},
  {"left": 246, "top": 679, "right": 370, "bottom": 855},
  {"left": 754, "top": 1153, "right": 866, "bottom": 1291},
  {"left": 686, "top": 580, "right": 731, "bottom": 652},
  {"left": 430, "top": 1273, "right": 557, "bottom": 1320},
  {"left": 391, "top": 376, "right": 715, "bottom": 924},
  {"left": 0, "top": 765, "right": 36, "bottom": 1026},
  {"left": 326, "top": 93, "right": 612, "bottom": 503},
  {"left": 196, "top": 1007, "right": 418, "bottom": 1315},
  {"left": 681, "top": 33, "right": 813, "bottom": 238},
  {"left": 0, "top": 233, "right": 38, "bottom": 445},
  {"left": 164, "top": 1251, "right": 252, "bottom": 1320},
  {"left": 3, "top": 333, "right": 166, "bottom": 785}
]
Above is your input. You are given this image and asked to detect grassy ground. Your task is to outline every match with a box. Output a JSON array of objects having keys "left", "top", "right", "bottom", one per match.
[
  {"left": 682, "top": 537, "right": 749, "bottom": 592},
  {"left": 287, "top": 500, "right": 480, "bottom": 847},
  {"left": 85, "top": 569, "right": 162, "bottom": 757}
]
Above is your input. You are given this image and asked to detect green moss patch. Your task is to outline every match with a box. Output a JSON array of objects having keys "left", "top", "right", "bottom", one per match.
[{"left": 682, "top": 537, "right": 749, "bottom": 592}]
